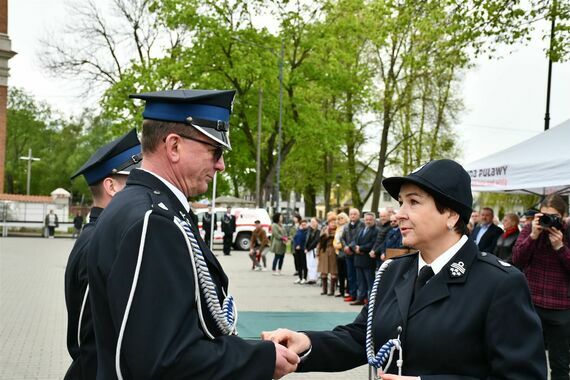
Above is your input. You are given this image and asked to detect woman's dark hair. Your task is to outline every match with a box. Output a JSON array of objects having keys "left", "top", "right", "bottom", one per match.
[
  {"left": 434, "top": 199, "right": 470, "bottom": 236},
  {"left": 272, "top": 213, "right": 282, "bottom": 224},
  {"left": 540, "top": 194, "right": 568, "bottom": 217}
]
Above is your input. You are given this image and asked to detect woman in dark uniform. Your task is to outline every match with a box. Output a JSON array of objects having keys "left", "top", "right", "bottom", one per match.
[{"left": 263, "top": 159, "right": 546, "bottom": 379}]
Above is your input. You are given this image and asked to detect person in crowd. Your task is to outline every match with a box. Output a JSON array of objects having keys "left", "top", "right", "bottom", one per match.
[
  {"left": 290, "top": 214, "right": 302, "bottom": 276},
  {"left": 522, "top": 209, "right": 539, "bottom": 227},
  {"left": 271, "top": 212, "right": 288, "bottom": 276},
  {"left": 72, "top": 212, "right": 84, "bottom": 239},
  {"left": 350, "top": 212, "right": 379, "bottom": 306},
  {"left": 305, "top": 217, "right": 321, "bottom": 284},
  {"left": 341, "top": 208, "right": 363, "bottom": 302},
  {"left": 262, "top": 159, "right": 546, "bottom": 379},
  {"left": 202, "top": 206, "right": 217, "bottom": 249},
  {"left": 370, "top": 210, "right": 391, "bottom": 268},
  {"left": 470, "top": 207, "right": 503, "bottom": 252},
  {"left": 88, "top": 90, "right": 298, "bottom": 379},
  {"left": 64, "top": 129, "right": 142, "bottom": 380},
  {"left": 221, "top": 206, "right": 236, "bottom": 256},
  {"left": 45, "top": 209, "right": 59, "bottom": 238},
  {"left": 293, "top": 219, "right": 309, "bottom": 283},
  {"left": 381, "top": 214, "right": 403, "bottom": 259},
  {"left": 333, "top": 212, "right": 349, "bottom": 297},
  {"left": 249, "top": 220, "right": 269, "bottom": 270},
  {"left": 513, "top": 194, "right": 570, "bottom": 380},
  {"left": 493, "top": 213, "right": 520, "bottom": 263},
  {"left": 318, "top": 215, "right": 338, "bottom": 296}
]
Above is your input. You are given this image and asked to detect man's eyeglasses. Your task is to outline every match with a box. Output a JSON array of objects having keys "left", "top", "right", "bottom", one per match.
[{"left": 178, "top": 134, "right": 224, "bottom": 162}]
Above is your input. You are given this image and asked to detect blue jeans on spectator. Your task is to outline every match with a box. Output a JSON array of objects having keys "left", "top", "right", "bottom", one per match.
[
  {"left": 355, "top": 266, "right": 374, "bottom": 301},
  {"left": 272, "top": 254, "right": 285, "bottom": 271},
  {"left": 345, "top": 255, "right": 357, "bottom": 299}
]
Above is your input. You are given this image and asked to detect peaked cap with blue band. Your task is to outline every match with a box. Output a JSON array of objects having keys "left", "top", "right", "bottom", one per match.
[
  {"left": 382, "top": 159, "right": 473, "bottom": 224},
  {"left": 70, "top": 129, "right": 142, "bottom": 186},
  {"left": 129, "top": 89, "right": 236, "bottom": 150}
]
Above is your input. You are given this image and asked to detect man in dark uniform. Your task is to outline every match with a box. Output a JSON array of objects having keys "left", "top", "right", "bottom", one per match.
[
  {"left": 203, "top": 206, "right": 217, "bottom": 249},
  {"left": 88, "top": 90, "right": 299, "bottom": 379},
  {"left": 64, "top": 129, "right": 142, "bottom": 379},
  {"left": 221, "top": 206, "right": 236, "bottom": 255}
]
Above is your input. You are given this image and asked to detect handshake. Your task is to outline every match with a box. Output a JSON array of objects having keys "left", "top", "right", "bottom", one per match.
[{"left": 261, "top": 329, "right": 311, "bottom": 379}]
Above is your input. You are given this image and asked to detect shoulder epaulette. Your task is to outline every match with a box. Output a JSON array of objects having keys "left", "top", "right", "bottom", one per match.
[
  {"left": 477, "top": 251, "right": 513, "bottom": 273},
  {"left": 146, "top": 189, "right": 174, "bottom": 219}
]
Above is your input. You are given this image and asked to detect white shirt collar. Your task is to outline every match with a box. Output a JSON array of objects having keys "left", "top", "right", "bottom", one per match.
[
  {"left": 418, "top": 235, "right": 468, "bottom": 275},
  {"left": 139, "top": 169, "right": 190, "bottom": 213}
]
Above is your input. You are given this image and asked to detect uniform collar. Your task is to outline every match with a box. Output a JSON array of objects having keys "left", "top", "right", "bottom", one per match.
[
  {"left": 139, "top": 168, "right": 190, "bottom": 213},
  {"left": 418, "top": 235, "right": 468, "bottom": 275}
]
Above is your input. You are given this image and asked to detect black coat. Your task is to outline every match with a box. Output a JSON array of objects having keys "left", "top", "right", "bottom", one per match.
[
  {"left": 470, "top": 223, "right": 503, "bottom": 253},
  {"left": 221, "top": 213, "right": 236, "bottom": 235},
  {"left": 298, "top": 239, "right": 546, "bottom": 379},
  {"left": 64, "top": 207, "right": 102, "bottom": 380},
  {"left": 353, "top": 225, "right": 379, "bottom": 268},
  {"left": 493, "top": 230, "right": 520, "bottom": 263},
  {"left": 341, "top": 220, "right": 364, "bottom": 253},
  {"left": 88, "top": 170, "right": 274, "bottom": 379},
  {"left": 372, "top": 222, "right": 391, "bottom": 253}
]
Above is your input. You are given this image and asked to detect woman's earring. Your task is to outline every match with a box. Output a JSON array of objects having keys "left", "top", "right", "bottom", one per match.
[{"left": 448, "top": 225, "right": 453, "bottom": 231}]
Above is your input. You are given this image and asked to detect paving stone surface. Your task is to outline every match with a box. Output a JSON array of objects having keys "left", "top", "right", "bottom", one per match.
[{"left": 0, "top": 238, "right": 369, "bottom": 379}]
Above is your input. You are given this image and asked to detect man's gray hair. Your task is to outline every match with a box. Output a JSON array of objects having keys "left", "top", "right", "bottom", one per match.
[{"left": 364, "top": 212, "right": 375, "bottom": 218}]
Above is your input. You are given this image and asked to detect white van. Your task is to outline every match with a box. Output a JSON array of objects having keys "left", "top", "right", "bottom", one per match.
[{"left": 193, "top": 207, "right": 272, "bottom": 250}]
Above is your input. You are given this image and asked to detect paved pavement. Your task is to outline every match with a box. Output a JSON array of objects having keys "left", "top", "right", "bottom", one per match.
[{"left": 0, "top": 238, "right": 369, "bottom": 379}]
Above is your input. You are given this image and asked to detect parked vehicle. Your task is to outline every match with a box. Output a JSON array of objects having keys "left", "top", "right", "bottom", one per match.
[{"left": 193, "top": 207, "right": 272, "bottom": 250}]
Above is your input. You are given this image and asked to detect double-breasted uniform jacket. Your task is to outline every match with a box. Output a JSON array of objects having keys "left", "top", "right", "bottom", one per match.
[
  {"left": 87, "top": 170, "right": 275, "bottom": 379},
  {"left": 298, "top": 239, "right": 547, "bottom": 379},
  {"left": 64, "top": 207, "right": 102, "bottom": 380},
  {"left": 471, "top": 223, "right": 503, "bottom": 253},
  {"left": 221, "top": 213, "right": 236, "bottom": 235}
]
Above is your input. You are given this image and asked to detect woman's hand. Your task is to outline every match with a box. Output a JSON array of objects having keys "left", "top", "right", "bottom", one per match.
[
  {"left": 548, "top": 226, "right": 565, "bottom": 251},
  {"left": 530, "top": 213, "right": 544, "bottom": 240}
]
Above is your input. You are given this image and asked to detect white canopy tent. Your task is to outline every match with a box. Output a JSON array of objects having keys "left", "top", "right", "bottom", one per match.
[{"left": 464, "top": 119, "right": 570, "bottom": 195}]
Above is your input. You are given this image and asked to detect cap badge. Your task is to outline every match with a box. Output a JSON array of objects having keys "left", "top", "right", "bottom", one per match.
[{"left": 449, "top": 261, "right": 466, "bottom": 278}]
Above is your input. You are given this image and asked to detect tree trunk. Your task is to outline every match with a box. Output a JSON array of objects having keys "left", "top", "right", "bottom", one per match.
[{"left": 304, "top": 184, "right": 317, "bottom": 217}]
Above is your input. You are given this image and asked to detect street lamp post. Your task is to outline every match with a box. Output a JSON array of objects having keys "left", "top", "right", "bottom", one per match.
[
  {"left": 19, "top": 148, "right": 40, "bottom": 195},
  {"left": 256, "top": 88, "right": 262, "bottom": 208},
  {"left": 275, "top": 39, "right": 284, "bottom": 214}
]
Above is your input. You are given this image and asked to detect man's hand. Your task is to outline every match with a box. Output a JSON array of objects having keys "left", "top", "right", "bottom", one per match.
[
  {"left": 273, "top": 341, "right": 299, "bottom": 379},
  {"left": 343, "top": 246, "right": 351, "bottom": 254},
  {"left": 369, "top": 250, "right": 376, "bottom": 258},
  {"left": 261, "top": 328, "right": 311, "bottom": 355},
  {"left": 355, "top": 245, "right": 360, "bottom": 254}
]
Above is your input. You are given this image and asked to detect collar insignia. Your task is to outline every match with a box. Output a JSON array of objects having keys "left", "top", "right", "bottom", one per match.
[{"left": 449, "top": 261, "right": 466, "bottom": 278}]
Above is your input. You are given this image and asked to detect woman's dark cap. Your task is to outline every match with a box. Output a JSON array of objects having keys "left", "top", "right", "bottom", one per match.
[{"left": 382, "top": 159, "right": 473, "bottom": 223}]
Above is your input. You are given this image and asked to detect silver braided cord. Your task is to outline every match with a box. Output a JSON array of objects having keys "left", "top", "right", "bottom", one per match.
[
  {"left": 366, "top": 259, "right": 404, "bottom": 377},
  {"left": 175, "top": 216, "right": 238, "bottom": 336}
]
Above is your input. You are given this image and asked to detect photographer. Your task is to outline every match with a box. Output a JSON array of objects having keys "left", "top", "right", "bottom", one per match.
[{"left": 513, "top": 194, "right": 570, "bottom": 380}]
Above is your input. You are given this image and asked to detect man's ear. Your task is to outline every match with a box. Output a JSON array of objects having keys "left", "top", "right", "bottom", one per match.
[
  {"left": 102, "top": 177, "right": 119, "bottom": 197},
  {"left": 163, "top": 134, "right": 182, "bottom": 163}
]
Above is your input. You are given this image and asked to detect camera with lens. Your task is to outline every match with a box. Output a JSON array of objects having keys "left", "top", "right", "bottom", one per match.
[{"left": 539, "top": 214, "right": 563, "bottom": 230}]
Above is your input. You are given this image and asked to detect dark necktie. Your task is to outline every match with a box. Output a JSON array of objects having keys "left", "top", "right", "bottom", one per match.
[{"left": 412, "top": 265, "right": 434, "bottom": 302}]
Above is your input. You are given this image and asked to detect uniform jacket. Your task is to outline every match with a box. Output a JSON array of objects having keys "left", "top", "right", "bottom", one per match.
[
  {"left": 299, "top": 239, "right": 546, "bottom": 379},
  {"left": 64, "top": 207, "right": 102, "bottom": 380},
  {"left": 87, "top": 170, "right": 274, "bottom": 379},
  {"left": 353, "top": 225, "right": 379, "bottom": 268},
  {"left": 512, "top": 223, "right": 570, "bottom": 310},
  {"left": 470, "top": 223, "right": 503, "bottom": 253},
  {"left": 203, "top": 212, "right": 217, "bottom": 235},
  {"left": 221, "top": 213, "right": 236, "bottom": 235}
]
